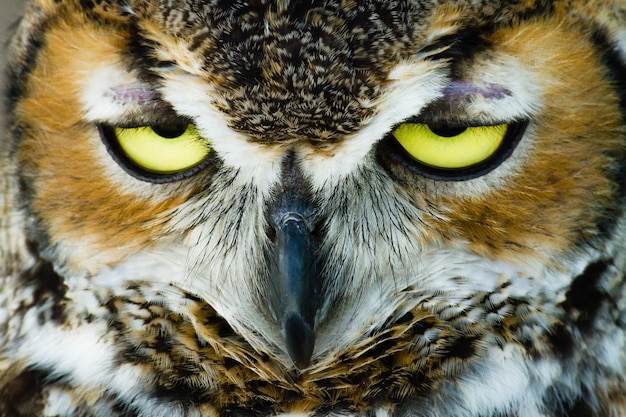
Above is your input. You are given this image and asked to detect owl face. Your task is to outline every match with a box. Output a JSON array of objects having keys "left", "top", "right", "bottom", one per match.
[{"left": 3, "top": 0, "right": 626, "bottom": 416}]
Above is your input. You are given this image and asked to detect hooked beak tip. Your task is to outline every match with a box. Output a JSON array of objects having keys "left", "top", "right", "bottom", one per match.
[{"left": 283, "top": 311, "right": 315, "bottom": 369}]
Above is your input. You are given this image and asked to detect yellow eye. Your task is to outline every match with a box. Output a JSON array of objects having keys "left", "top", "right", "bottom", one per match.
[
  {"left": 392, "top": 123, "right": 508, "bottom": 169},
  {"left": 113, "top": 122, "right": 210, "bottom": 174}
]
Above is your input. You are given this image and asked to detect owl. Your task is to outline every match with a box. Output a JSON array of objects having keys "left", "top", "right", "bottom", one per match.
[{"left": 1, "top": 0, "right": 626, "bottom": 416}]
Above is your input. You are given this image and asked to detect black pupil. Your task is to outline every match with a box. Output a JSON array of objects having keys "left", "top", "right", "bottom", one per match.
[
  {"left": 152, "top": 122, "right": 189, "bottom": 138},
  {"left": 429, "top": 125, "right": 468, "bottom": 137}
]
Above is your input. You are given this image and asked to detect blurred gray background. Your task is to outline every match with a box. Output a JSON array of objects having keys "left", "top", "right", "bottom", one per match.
[
  {"left": 1, "top": 0, "right": 27, "bottom": 129},
  {"left": 0, "top": 0, "right": 25, "bottom": 60}
]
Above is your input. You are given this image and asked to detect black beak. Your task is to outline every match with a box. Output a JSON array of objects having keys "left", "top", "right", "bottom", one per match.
[{"left": 271, "top": 210, "right": 320, "bottom": 369}]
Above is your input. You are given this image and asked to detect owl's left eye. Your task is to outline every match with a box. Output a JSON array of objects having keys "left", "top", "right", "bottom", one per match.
[
  {"left": 382, "top": 120, "right": 527, "bottom": 180},
  {"left": 392, "top": 123, "right": 507, "bottom": 169},
  {"left": 100, "top": 121, "right": 212, "bottom": 182}
]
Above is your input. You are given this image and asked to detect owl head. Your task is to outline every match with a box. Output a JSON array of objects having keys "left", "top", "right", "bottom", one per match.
[{"left": 2, "top": 0, "right": 626, "bottom": 416}]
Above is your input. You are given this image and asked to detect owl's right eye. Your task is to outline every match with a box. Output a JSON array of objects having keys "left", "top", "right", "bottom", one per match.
[{"left": 99, "top": 121, "right": 212, "bottom": 182}]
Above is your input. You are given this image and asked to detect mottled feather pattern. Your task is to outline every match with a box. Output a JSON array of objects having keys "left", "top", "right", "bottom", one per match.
[{"left": 2, "top": 0, "right": 626, "bottom": 416}]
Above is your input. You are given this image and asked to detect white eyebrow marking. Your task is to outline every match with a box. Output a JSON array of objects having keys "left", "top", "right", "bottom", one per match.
[{"left": 81, "top": 63, "right": 161, "bottom": 122}]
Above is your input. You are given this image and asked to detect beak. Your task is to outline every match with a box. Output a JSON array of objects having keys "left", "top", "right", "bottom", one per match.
[{"left": 270, "top": 210, "right": 321, "bottom": 369}]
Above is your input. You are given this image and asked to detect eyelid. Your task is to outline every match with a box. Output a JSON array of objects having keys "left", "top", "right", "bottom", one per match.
[
  {"left": 416, "top": 81, "right": 516, "bottom": 126},
  {"left": 115, "top": 115, "right": 191, "bottom": 129},
  {"left": 106, "top": 86, "right": 160, "bottom": 105},
  {"left": 109, "top": 102, "right": 185, "bottom": 129}
]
